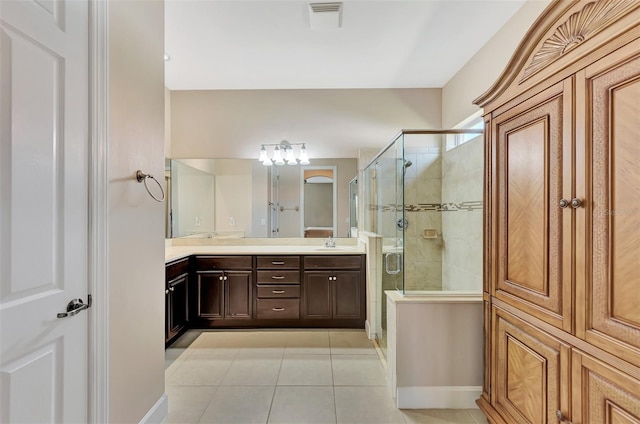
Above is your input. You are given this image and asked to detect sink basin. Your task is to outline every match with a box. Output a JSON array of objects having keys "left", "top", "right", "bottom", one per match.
[{"left": 313, "top": 246, "right": 354, "bottom": 251}]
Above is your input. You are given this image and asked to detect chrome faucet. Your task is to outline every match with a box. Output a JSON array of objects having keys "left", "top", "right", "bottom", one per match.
[{"left": 324, "top": 237, "right": 336, "bottom": 248}]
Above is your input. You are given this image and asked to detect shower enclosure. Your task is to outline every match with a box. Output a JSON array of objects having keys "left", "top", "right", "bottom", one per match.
[{"left": 363, "top": 129, "right": 484, "bottom": 357}]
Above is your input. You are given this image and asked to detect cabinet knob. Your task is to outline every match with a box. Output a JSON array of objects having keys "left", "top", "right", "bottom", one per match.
[
  {"left": 165, "top": 289, "right": 169, "bottom": 294},
  {"left": 224, "top": 276, "right": 228, "bottom": 280},
  {"left": 219, "top": 276, "right": 224, "bottom": 281},
  {"left": 570, "top": 198, "right": 582, "bottom": 208},
  {"left": 559, "top": 199, "right": 569, "bottom": 208},
  {"left": 556, "top": 410, "right": 572, "bottom": 424}
]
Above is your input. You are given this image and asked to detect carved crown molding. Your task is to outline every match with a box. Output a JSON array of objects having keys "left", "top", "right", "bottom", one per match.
[{"left": 521, "top": 0, "right": 638, "bottom": 81}]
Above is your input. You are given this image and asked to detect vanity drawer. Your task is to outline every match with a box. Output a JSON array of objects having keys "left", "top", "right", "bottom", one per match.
[
  {"left": 257, "top": 270, "right": 300, "bottom": 284},
  {"left": 256, "top": 299, "right": 300, "bottom": 319},
  {"left": 195, "top": 256, "right": 252, "bottom": 270},
  {"left": 257, "top": 285, "right": 300, "bottom": 299},
  {"left": 256, "top": 256, "right": 300, "bottom": 269},
  {"left": 304, "top": 255, "right": 362, "bottom": 270},
  {"left": 166, "top": 258, "right": 189, "bottom": 281}
]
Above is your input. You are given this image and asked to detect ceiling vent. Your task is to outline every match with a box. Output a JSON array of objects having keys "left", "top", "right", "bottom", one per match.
[{"left": 309, "top": 2, "right": 343, "bottom": 30}]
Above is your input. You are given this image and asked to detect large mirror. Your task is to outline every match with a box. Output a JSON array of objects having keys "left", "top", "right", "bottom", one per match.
[{"left": 165, "top": 158, "right": 357, "bottom": 239}]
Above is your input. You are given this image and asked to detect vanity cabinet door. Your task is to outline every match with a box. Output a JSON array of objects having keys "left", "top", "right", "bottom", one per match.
[
  {"left": 303, "top": 271, "right": 332, "bottom": 319},
  {"left": 303, "top": 270, "right": 362, "bottom": 320},
  {"left": 167, "top": 274, "right": 188, "bottom": 342},
  {"left": 166, "top": 258, "right": 190, "bottom": 344},
  {"left": 225, "top": 271, "right": 252, "bottom": 319},
  {"left": 333, "top": 271, "right": 361, "bottom": 319},
  {"left": 196, "top": 271, "right": 225, "bottom": 319}
]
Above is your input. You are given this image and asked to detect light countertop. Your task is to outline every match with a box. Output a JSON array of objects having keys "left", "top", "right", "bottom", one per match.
[{"left": 166, "top": 245, "right": 366, "bottom": 263}]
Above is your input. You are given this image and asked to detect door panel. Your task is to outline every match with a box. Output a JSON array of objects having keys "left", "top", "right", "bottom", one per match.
[
  {"left": 197, "top": 271, "right": 224, "bottom": 319},
  {"left": 494, "top": 82, "right": 572, "bottom": 331},
  {"left": 0, "top": 1, "right": 88, "bottom": 422},
  {"left": 492, "top": 306, "right": 571, "bottom": 424},
  {"left": 303, "top": 272, "right": 331, "bottom": 319},
  {"left": 572, "top": 351, "right": 640, "bottom": 424},
  {"left": 582, "top": 52, "right": 640, "bottom": 368},
  {"left": 225, "top": 271, "right": 252, "bottom": 319},
  {"left": 333, "top": 271, "right": 360, "bottom": 319}
]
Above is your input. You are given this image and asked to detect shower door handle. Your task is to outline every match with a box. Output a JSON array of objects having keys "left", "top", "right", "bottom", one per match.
[{"left": 385, "top": 252, "right": 402, "bottom": 275}]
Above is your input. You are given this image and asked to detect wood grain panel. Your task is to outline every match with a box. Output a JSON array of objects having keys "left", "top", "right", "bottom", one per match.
[
  {"left": 572, "top": 351, "right": 640, "bottom": 424},
  {"left": 506, "top": 336, "right": 544, "bottom": 423},
  {"left": 492, "top": 306, "right": 570, "bottom": 424},
  {"left": 585, "top": 52, "right": 640, "bottom": 368},
  {"left": 495, "top": 84, "right": 570, "bottom": 330},
  {"left": 506, "top": 121, "right": 547, "bottom": 292},
  {"left": 610, "top": 78, "right": 640, "bottom": 329}
]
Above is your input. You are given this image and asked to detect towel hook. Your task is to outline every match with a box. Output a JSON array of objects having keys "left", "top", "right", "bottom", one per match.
[{"left": 136, "top": 170, "right": 165, "bottom": 202}]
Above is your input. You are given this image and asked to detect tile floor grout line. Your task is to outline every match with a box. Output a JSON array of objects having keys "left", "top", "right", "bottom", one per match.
[{"left": 194, "top": 384, "right": 220, "bottom": 424}]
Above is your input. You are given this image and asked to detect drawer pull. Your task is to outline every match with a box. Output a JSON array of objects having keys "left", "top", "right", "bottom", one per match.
[
  {"left": 272, "top": 307, "right": 285, "bottom": 312},
  {"left": 271, "top": 275, "right": 285, "bottom": 280},
  {"left": 271, "top": 261, "right": 285, "bottom": 265},
  {"left": 272, "top": 290, "right": 286, "bottom": 294}
]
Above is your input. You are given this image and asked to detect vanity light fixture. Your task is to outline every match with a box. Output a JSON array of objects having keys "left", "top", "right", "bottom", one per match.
[{"left": 259, "top": 141, "right": 310, "bottom": 166}]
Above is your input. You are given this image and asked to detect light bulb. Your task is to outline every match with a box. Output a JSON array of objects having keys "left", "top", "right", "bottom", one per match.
[
  {"left": 273, "top": 146, "right": 285, "bottom": 165},
  {"left": 299, "top": 144, "right": 310, "bottom": 165},
  {"left": 285, "top": 147, "right": 297, "bottom": 165},
  {"left": 262, "top": 157, "right": 273, "bottom": 166},
  {"left": 258, "top": 146, "right": 268, "bottom": 162}
]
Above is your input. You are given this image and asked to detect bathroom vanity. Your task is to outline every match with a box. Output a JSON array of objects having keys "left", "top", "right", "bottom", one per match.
[{"left": 165, "top": 247, "right": 366, "bottom": 345}]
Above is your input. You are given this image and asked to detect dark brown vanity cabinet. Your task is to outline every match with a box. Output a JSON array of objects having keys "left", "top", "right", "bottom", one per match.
[
  {"left": 165, "top": 253, "right": 365, "bottom": 336},
  {"left": 165, "top": 258, "right": 189, "bottom": 344},
  {"left": 303, "top": 255, "right": 364, "bottom": 322},
  {"left": 193, "top": 256, "right": 253, "bottom": 324},
  {"left": 255, "top": 256, "right": 301, "bottom": 320}
]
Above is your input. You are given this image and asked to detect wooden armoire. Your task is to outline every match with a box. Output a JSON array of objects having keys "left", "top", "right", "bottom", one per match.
[{"left": 474, "top": 1, "right": 640, "bottom": 423}]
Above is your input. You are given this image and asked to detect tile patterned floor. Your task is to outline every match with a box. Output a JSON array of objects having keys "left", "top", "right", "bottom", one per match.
[{"left": 165, "top": 329, "right": 487, "bottom": 424}]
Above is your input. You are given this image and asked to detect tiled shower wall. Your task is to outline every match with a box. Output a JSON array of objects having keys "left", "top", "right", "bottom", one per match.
[
  {"left": 441, "top": 137, "right": 483, "bottom": 291},
  {"left": 403, "top": 145, "right": 443, "bottom": 291}
]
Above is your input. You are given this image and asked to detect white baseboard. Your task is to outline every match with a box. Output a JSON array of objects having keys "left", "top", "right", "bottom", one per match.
[
  {"left": 139, "top": 393, "right": 168, "bottom": 424},
  {"left": 365, "top": 320, "right": 372, "bottom": 339},
  {"left": 396, "top": 386, "right": 481, "bottom": 409}
]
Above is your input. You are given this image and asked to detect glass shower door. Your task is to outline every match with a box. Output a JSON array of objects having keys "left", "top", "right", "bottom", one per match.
[{"left": 376, "top": 135, "right": 404, "bottom": 358}]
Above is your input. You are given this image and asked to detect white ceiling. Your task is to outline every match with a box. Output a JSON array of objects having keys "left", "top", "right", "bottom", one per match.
[{"left": 165, "top": 0, "right": 527, "bottom": 90}]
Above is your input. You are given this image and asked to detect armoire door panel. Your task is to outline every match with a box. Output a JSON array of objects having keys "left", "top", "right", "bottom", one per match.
[
  {"left": 492, "top": 306, "right": 571, "bottom": 424},
  {"left": 505, "top": 119, "right": 548, "bottom": 293},
  {"left": 572, "top": 351, "right": 640, "bottom": 424},
  {"left": 581, "top": 51, "right": 640, "bottom": 368},
  {"left": 495, "top": 82, "right": 572, "bottom": 331}
]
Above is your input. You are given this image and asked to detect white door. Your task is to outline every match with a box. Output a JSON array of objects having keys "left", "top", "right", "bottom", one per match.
[{"left": 0, "top": 0, "right": 89, "bottom": 422}]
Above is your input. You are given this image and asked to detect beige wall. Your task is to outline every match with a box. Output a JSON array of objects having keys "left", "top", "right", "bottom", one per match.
[
  {"left": 108, "top": 0, "right": 166, "bottom": 422},
  {"left": 165, "top": 87, "right": 171, "bottom": 158},
  {"left": 169, "top": 89, "right": 442, "bottom": 159},
  {"left": 441, "top": 0, "right": 551, "bottom": 128}
]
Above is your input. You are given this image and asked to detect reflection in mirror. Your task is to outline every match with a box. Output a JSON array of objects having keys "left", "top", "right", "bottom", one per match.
[
  {"left": 349, "top": 177, "right": 358, "bottom": 237},
  {"left": 301, "top": 166, "right": 336, "bottom": 238},
  {"left": 166, "top": 158, "right": 357, "bottom": 238}
]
